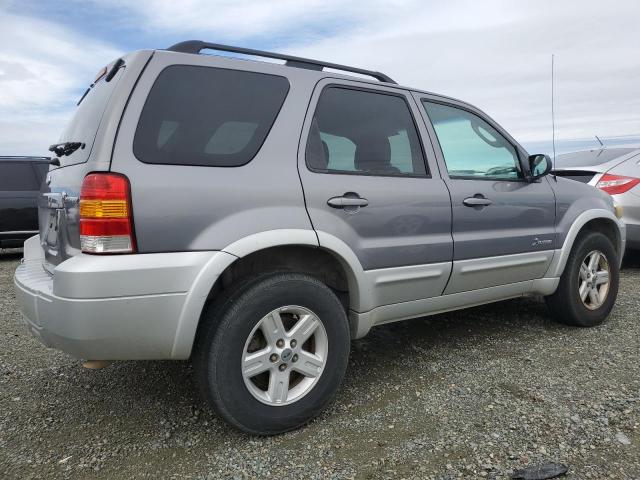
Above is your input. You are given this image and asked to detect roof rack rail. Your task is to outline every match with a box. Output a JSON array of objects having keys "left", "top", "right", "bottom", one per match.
[{"left": 166, "top": 40, "right": 397, "bottom": 84}]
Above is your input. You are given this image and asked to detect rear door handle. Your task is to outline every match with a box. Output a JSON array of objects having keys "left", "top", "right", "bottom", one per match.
[
  {"left": 463, "top": 196, "right": 492, "bottom": 207},
  {"left": 327, "top": 195, "right": 369, "bottom": 209}
]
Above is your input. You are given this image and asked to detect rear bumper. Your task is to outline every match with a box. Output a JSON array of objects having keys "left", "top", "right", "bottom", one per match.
[{"left": 13, "top": 235, "right": 235, "bottom": 360}]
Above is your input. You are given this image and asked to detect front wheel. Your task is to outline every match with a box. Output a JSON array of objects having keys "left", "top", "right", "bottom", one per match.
[
  {"left": 193, "top": 272, "right": 350, "bottom": 435},
  {"left": 545, "top": 231, "right": 619, "bottom": 327}
]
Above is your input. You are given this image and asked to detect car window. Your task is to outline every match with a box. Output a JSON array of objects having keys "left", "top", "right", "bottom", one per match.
[
  {"left": 0, "top": 162, "right": 39, "bottom": 191},
  {"left": 307, "top": 87, "right": 427, "bottom": 177},
  {"left": 134, "top": 65, "right": 289, "bottom": 167},
  {"left": 57, "top": 64, "right": 124, "bottom": 166},
  {"left": 422, "top": 101, "right": 521, "bottom": 180}
]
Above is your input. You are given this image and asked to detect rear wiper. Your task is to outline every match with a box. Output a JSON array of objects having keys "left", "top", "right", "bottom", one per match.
[{"left": 48, "top": 142, "right": 85, "bottom": 157}]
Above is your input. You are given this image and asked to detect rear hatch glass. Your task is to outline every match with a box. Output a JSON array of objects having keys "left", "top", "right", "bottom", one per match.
[{"left": 54, "top": 63, "right": 124, "bottom": 167}]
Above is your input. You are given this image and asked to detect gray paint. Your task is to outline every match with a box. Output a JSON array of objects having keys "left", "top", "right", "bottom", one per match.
[
  {"left": 412, "top": 92, "right": 557, "bottom": 261},
  {"left": 550, "top": 177, "right": 620, "bottom": 247},
  {"left": 111, "top": 51, "right": 315, "bottom": 253}
]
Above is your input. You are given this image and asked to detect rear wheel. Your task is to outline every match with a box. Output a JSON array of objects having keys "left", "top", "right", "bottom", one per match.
[
  {"left": 545, "top": 231, "right": 619, "bottom": 327},
  {"left": 193, "top": 272, "right": 350, "bottom": 435}
]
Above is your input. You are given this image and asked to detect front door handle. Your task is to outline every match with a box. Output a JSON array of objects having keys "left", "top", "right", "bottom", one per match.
[
  {"left": 463, "top": 196, "right": 492, "bottom": 207},
  {"left": 327, "top": 194, "right": 369, "bottom": 209}
]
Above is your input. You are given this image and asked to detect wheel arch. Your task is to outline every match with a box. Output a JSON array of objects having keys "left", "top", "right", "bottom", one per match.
[
  {"left": 172, "top": 230, "right": 366, "bottom": 358},
  {"left": 547, "top": 209, "right": 625, "bottom": 278}
]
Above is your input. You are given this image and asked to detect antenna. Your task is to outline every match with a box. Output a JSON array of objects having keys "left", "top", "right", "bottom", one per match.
[
  {"left": 595, "top": 135, "right": 605, "bottom": 148},
  {"left": 551, "top": 54, "right": 557, "bottom": 162}
]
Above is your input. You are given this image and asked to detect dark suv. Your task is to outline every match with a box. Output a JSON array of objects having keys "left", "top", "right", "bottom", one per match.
[
  {"left": 0, "top": 157, "right": 50, "bottom": 248},
  {"left": 14, "top": 41, "right": 625, "bottom": 435}
]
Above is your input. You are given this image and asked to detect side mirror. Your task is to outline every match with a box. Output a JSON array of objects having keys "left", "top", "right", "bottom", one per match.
[{"left": 528, "top": 154, "right": 553, "bottom": 181}]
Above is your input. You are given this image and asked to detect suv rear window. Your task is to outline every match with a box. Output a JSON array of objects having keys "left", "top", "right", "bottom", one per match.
[{"left": 133, "top": 65, "right": 289, "bottom": 167}]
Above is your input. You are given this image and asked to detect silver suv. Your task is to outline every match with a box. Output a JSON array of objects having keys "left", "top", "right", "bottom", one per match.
[{"left": 14, "top": 41, "right": 626, "bottom": 435}]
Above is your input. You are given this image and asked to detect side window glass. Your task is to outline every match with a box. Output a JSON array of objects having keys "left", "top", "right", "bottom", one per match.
[
  {"left": 306, "top": 87, "right": 427, "bottom": 177},
  {"left": 134, "top": 66, "right": 289, "bottom": 167},
  {"left": 422, "top": 101, "right": 521, "bottom": 180}
]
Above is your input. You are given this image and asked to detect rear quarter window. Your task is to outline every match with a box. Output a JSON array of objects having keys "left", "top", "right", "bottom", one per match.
[{"left": 133, "top": 65, "right": 289, "bottom": 167}]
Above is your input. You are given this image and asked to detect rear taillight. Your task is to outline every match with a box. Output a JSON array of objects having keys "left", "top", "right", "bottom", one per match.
[
  {"left": 595, "top": 174, "right": 640, "bottom": 195},
  {"left": 79, "top": 173, "right": 136, "bottom": 254}
]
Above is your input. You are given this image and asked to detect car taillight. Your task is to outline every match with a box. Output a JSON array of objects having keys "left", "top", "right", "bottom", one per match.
[
  {"left": 595, "top": 174, "right": 640, "bottom": 195},
  {"left": 79, "top": 173, "right": 136, "bottom": 254}
]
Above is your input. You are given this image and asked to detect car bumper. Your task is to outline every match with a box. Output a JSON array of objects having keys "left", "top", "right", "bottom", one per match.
[{"left": 13, "top": 235, "right": 234, "bottom": 360}]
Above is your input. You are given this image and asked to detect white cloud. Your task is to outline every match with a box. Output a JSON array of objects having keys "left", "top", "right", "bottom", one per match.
[
  {"left": 0, "top": 11, "right": 121, "bottom": 155},
  {"left": 89, "top": 0, "right": 640, "bottom": 147},
  {"left": 1, "top": 1, "right": 639, "bottom": 155},
  {"left": 282, "top": 0, "right": 640, "bottom": 145}
]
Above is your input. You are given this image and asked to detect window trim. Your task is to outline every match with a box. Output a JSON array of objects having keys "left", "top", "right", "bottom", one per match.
[
  {"left": 132, "top": 64, "right": 291, "bottom": 168},
  {"left": 305, "top": 84, "right": 431, "bottom": 179},
  {"left": 421, "top": 98, "right": 529, "bottom": 183}
]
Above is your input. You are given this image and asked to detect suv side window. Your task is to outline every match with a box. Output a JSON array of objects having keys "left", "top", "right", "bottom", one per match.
[
  {"left": 0, "top": 162, "right": 39, "bottom": 191},
  {"left": 307, "top": 87, "right": 427, "bottom": 177},
  {"left": 134, "top": 65, "right": 289, "bottom": 167},
  {"left": 422, "top": 101, "right": 522, "bottom": 180}
]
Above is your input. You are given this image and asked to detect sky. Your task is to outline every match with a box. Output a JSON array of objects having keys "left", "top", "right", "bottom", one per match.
[{"left": 1, "top": 0, "right": 639, "bottom": 157}]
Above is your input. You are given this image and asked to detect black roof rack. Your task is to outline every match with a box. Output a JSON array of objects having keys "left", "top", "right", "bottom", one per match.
[{"left": 166, "top": 40, "right": 396, "bottom": 84}]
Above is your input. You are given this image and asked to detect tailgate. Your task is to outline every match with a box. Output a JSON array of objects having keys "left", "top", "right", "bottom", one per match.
[{"left": 40, "top": 57, "right": 128, "bottom": 270}]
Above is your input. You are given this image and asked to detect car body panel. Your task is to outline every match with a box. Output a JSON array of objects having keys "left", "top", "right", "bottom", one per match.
[
  {"left": 412, "top": 92, "right": 557, "bottom": 292},
  {"left": 111, "top": 50, "right": 315, "bottom": 254},
  {"left": 297, "top": 78, "right": 453, "bottom": 273}
]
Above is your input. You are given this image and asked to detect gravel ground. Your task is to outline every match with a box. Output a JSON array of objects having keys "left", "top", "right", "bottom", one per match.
[{"left": 1, "top": 249, "right": 639, "bottom": 479}]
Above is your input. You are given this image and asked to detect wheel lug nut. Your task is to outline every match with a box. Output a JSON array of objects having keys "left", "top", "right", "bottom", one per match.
[
  {"left": 270, "top": 353, "right": 279, "bottom": 362},
  {"left": 276, "top": 339, "right": 284, "bottom": 348},
  {"left": 290, "top": 339, "right": 297, "bottom": 348},
  {"left": 279, "top": 364, "right": 287, "bottom": 371},
  {"left": 292, "top": 354, "right": 298, "bottom": 363}
]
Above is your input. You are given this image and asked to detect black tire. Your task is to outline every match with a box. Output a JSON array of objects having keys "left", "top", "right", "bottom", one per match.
[
  {"left": 193, "top": 272, "right": 350, "bottom": 435},
  {"left": 545, "top": 231, "right": 619, "bottom": 327}
]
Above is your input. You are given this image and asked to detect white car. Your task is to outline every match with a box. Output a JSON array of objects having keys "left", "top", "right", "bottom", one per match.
[{"left": 554, "top": 147, "right": 640, "bottom": 251}]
